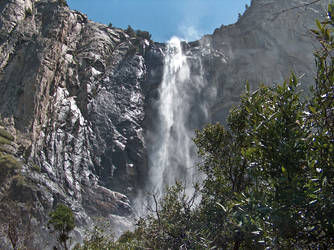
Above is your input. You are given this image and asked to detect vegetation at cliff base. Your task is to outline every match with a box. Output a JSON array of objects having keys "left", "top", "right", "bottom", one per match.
[
  {"left": 0, "top": 128, "right": 14, "bottom": 146},
  {"left": 0, "top": 128, "right": 14, "bottom": 142},
  {"left": 0, "top": 152, "right": 22, "bottom": 184},
  {"left": 48, "top": 204, "right": 75, "bottom": 250}
]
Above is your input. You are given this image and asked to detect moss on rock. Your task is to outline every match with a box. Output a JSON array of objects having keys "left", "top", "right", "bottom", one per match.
[
  {"left": 0, "top": 152, "right": 22, "bottom": 183},
  {"left": 0, "top": 128, "right": 15, "bottom": 146}
]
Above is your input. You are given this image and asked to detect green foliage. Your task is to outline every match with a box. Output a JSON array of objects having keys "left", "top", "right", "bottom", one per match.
[
  {"left": 0, "top": 128, "right": 14, "bottom": 145},
  {"left": 48, "top": 204, "right": 75, "bottom": 250},
  {"left": 187, "top": 6, "right": 334, "bottom": 247},
  {"left": 75, "top": 184, "right": 206, "bottom": 249},
  {"left": 125, "top": 25, "right": 136, "bottom": 37},
  {"left": 0, "top": 136, "right": 11, "bottom": 145},
  {"left": 136, "top": 30, "right": 151, "bottom": 40},
  {"left": 0, "top": 146, "right": 11, "bottom": 153},
  {"left": 306, "top": 5, "right": 334, "bottom": 245},
  {"left": 57, "top": 0, "right": 68, "bottom": 7},
  {"left": 0, "top": 128, "right": 14, "bottom": 141},
  {"left": 194, "top": 76, "right": 315, "bottom": 248},
  {"left": 134, "top": 183, "right": 210, "bottom": 249},
  {"left": 0, "top": 152, "right": 21, "bottom": 183},
  {"left": 125, "top": 25, "right": 151, "bottom": 41},
  {"left": 117, "top": 231, "right": 136, "bottom": 243},
  {"left": 73, "top": 226, "right": 112, "bottom": 250},
  {"left": 32, "top": 164, "right": 41, "bottom": 173},
  {"left": 73, "top": 226, "right": 145, "bottom": 250}
]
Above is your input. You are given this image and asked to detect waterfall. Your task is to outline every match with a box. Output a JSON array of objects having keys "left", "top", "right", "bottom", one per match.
[
  {"left": 148, "top": 37, "right": 199, "bottom": 198},
  {"left": 134, "top": 36, "right": 212, "bottom": 216}
]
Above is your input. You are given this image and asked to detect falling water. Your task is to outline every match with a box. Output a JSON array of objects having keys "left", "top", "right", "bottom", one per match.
[{"left": 148, "top": 37, "right": 199, "bottom": 198}]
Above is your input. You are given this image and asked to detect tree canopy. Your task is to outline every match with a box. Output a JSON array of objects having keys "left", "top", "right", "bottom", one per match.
[{"left": 48, "top": 204, "right": 75, "bottom": 250}]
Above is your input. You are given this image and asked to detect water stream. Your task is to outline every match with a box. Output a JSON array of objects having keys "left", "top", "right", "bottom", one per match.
[
  {"left": 148, "top": 37, "right": 200, "bottom": 198},
  {"left": 134, "top": 37, "right": 211, "bottom": 216}
]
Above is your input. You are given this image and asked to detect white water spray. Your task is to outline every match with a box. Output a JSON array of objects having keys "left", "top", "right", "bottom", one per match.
[{"left": 148, "top": 37, "right": 199, "bottom": 198}]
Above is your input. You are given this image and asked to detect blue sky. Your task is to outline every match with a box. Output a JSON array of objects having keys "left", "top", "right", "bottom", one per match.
[{"left": 67, "top": 0, "right": 251, "bottom": 42}]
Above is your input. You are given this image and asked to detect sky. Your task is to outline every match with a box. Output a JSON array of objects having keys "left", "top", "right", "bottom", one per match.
[{"left": 67, "top": 0, "right": 251, "bottom": 42}]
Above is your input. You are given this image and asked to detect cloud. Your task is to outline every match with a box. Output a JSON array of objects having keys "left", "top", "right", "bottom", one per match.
[
  {"left": 178, "top": 24, "right": 201, "bottom": 41},
  {"left": 176, "top": 0, "right": 209, "bottom": 41}
]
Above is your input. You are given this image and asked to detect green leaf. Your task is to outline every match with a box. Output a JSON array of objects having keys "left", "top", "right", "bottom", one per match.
[
  {"left": 216, "top": 202, "right": 227, "bottom": 212},
  {"left": 316, "top": 19, "right": 322, "bottom": 30},
  {"left": 309, "top": 106, "right": 317, "bottom": 114},
  {"left": 309, "top": 200, "right": 318, "bottom": 205},
  {"left": 281, "top": 166, "right": 287, "bottom": 173}
]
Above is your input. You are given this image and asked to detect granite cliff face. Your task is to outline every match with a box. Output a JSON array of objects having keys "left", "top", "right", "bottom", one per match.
[
  {"left": 0, "top": 0, "right": 327, "bottom": 247},
  {"left": 187, "top": 0, "right": 326, "bottom": 123},
  {"left": 0, "top": 0, "right": 158, "bottom": 246}
]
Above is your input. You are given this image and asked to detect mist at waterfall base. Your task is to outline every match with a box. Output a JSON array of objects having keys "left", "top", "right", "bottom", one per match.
[{"left": 134, "top": 37, "right": 217, "bottom": 216}]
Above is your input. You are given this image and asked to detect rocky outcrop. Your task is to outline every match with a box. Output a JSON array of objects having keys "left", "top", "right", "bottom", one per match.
[
  {"left": 0, "top": 0, "right": 328, "bottom": 248},
  {"left": 187, "top": 0, "right": 327, "bottom": 123},
  {"left": 0, "top": 0, "right": 158, "bottom": 247}
]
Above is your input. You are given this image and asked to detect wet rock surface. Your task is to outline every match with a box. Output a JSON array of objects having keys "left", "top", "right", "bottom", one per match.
[{"left": 0, "top": 0, "right": 328, "bottom": 248}]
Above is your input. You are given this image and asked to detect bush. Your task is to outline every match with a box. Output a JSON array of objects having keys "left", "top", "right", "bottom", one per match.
[
  {"left": 0, "top": 136, "right": 11, "bottom": 145},
  {"left": 57, "top": 0, "right": 68, "bottom": 7},
  {"left": 32, "top": 164, "right": 41, "bottom": 172},
  {"left": 136, "top": 30, "right": 151, "bottom": 40},
  {"left": 74, "top": 227, "right": 145, "bottom": 250},
  {"left": 48, "top": 204, "right": 75, "bottom": 250},
  {"left": 125, "top": 25, "right": 136, "bottom": 37},
  {"left": 0, "top": 152, "right": 21, "bottom": 183},
  {"left": 0, "top": 128, "right": 14, "bottom": 141}
]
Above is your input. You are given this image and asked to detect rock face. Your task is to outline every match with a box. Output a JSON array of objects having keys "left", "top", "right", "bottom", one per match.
[
  {"left": 187, "top": 0, "right": 326, "bottom": 123},
  {"left": 0, "top": 0, "right": 328, "bottom": 248},
  {"left": 0, "top": 0, "right": 156, "bottom": 247}
]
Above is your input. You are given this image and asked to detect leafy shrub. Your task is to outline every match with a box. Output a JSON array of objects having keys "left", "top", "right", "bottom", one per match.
[
  {"left": 0, "top": 152, "right": 21, "bottom": 183},
  {"left": 48, "top": 204, "right": 75, "bottom": 250},
  {"left": 117, "top": 231, "right": 137, "bottom": 243},
  {"left": 0, "top": 136, "right": 11, "bottom": 145},
  {"left": 136, "top": 30, "right": 151, "bottom": 40},
  {"left": 0, "top": 128, "right": 14, "bottom": 141},
  {"left": 0, "top": 146, "right": 11, "bottom": 153},
  {"left": 73, "top": 226, "right": 145, "bottom": 250},
  {"left": 57, "top": 0, "right": 68, "bottom": 7},
  {"left": 32, "top": 164, "right": 41, "bottom": 172},
  {"left": 125, "top": 25, "right": 151, "bottom": 41},
  {"left": 125, "top": 25, "right": 136, "bottom": 37}
]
